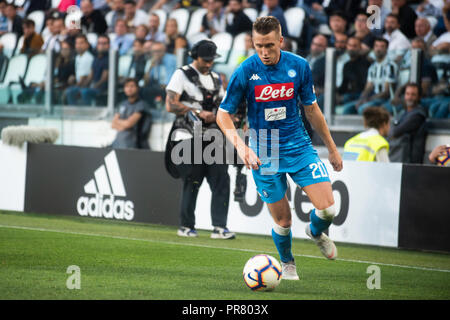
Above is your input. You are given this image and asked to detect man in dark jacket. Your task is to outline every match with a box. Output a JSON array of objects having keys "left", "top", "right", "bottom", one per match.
[
  {"left": 80, "top": 0, "right": 108, "bottom": 34},
  {"left": 225, "top": 0, "right": 253, "bottom": 36},
  {"left": 389, "top": 82, "right": 428, "bottom": 163}
]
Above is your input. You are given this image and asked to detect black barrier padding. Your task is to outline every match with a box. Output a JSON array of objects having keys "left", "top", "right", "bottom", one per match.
[
  {"left": 398, "top": 164, "right": 450, "bottom": 252},
  {"left": 25, "top": 143, "right": 182, "bottom": 226}
]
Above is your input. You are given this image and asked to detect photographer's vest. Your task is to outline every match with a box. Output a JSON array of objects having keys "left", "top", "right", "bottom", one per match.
[
  {"left": 179, "top": 65, "right": 222, "bottom": 113},
  {"left": 343, "top": 133, "right": 389, "bottom": 162}
]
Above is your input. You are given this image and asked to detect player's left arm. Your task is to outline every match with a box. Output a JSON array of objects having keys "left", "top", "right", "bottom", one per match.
[{"left": 304, "top": 102, "right": 343, "bottom": 172}]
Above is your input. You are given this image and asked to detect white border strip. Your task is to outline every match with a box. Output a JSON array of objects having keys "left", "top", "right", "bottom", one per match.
[{"left": 1, "top": 224, "right": 448, "bottom": 273}]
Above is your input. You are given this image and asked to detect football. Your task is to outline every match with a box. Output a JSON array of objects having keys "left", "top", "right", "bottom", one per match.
[
  {"left": 243, "top": 254, "right": 282, "bottom": 291},
  {"left": 436, "top": 147, "right": 450, "bottom": 166}
]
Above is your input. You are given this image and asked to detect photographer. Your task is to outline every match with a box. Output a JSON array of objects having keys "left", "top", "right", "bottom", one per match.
[{"left": 165, "top": 40, "right": 235, "bottom": 240}]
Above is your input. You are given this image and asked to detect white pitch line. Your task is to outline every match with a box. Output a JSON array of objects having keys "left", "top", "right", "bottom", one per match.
[{"left": 1, "top": 224, "right": 449, "bottom": 273}]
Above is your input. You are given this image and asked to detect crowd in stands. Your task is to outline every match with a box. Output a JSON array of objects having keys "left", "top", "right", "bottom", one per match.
[{"left": 0, "top": 0, "right": 448, "bottom": 119}]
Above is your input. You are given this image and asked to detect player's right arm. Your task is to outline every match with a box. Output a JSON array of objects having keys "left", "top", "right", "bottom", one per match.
[
  {"left": 217, "top": 110, "right": 261, "bottom": 170},
  {"left": 217, "top": 65, "right": 261, "bottom": 170}
]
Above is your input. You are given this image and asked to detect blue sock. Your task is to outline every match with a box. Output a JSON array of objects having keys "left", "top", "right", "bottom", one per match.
[
  {"left": 310, "top": 208, "right": 332, "bottom": 237},
  {"left": 271, "top": 227, "right": 294, "bottom": 263}
]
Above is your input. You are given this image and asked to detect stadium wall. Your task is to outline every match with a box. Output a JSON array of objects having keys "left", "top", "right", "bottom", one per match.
[{"left": 0, "top": 143, "right": 449, "bottom": 253}]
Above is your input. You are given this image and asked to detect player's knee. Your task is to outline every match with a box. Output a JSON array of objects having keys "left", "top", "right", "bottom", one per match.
[{"left": 316, "top": 204, "right": 336, "bottom": 221}]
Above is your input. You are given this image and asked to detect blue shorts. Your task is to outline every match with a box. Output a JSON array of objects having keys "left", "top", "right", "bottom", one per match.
[{"left": 252, "top": 152, "right": 331, "bottom": 203}]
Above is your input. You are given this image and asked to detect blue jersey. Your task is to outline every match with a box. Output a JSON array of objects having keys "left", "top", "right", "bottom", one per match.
[{"left": 220, "top": 50, "right": 318, "bottom": 171}]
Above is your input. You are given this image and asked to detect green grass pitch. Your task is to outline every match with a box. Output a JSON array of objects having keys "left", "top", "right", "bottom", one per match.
[{"left": 0, "top": 210, "right": 449, "bottom": 300}]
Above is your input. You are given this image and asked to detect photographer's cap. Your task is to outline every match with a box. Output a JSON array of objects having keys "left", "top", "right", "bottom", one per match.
[{"left": 191, "top": 40, "right": 221, "bottom": 62}]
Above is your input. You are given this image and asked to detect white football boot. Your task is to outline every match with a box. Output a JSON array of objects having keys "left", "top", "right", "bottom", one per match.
[
  {"left": 281, "top": 260, "right": 300, "bottom": 280},
  {"left": 305, "top": 224, "right": 338, "bottom": 260}
]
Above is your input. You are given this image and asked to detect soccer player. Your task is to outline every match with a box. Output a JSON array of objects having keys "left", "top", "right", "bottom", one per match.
[{"left": 216, "top": 16, "right": 343, "bottom": 280}]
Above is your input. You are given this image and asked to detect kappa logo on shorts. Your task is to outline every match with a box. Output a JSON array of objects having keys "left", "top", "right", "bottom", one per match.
[{"left": 255, "top": 83, "right": 294, "bottom": 102}]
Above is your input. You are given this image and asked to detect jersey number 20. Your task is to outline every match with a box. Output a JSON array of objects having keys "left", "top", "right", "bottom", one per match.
[{"left": 310, "top": 162, "right": 328, "bottom": 179}]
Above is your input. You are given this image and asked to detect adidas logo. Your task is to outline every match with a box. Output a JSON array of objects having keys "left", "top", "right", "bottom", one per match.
[
  {"left": 249, "top": 74, "right": 261, "bottom": 81},
  {"left": 76, "top": 151, "right": 134, "bottom": 221}
]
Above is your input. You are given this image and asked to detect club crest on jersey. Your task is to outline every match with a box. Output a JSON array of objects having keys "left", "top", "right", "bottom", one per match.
[
  {"left": 288, "top": 69, "right": 296, "bottom": 78},
  {"left": 254, "top": 83, "right": 294, "bottom": 102}
]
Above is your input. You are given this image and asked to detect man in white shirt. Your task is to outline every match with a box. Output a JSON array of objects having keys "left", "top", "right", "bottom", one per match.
[
  {"left": 383, "top": 13, "right": 411, "bottom": 63},
  {"left": 146, "top": 13, "right": 165, "bottom": 42},
  {"left": 65, "top": 34, "right": 95, "bottom": 105},
  {"left": 164, "top": 40, "right": 235, "bottom": 240}
]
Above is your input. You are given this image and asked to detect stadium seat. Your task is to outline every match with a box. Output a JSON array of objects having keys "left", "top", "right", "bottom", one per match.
[
  {"left": 52, "top": 0, "right": 61, "bottom": 8},
  {"left": 243, "top": 8, "right": 258, "bottom": 22},
  {"left": 211, "top": 32, "right": 233, "bottom": 64},
  {"left": 186, "top": 8, "right": 207, "bottom": 38},
  {"left": 213, "top": 32, "right": 246, "bottom": 79},
  {"left": 27, "top": 10, "right": 45, "bottom": 33},
  {"left": 108, "top": 33, "right": 117, "bottom": 45},
  {"left": 169, "top": 8, "right": 190, "bottom": 36},
  {"left": 87, "top": 33, "right": 98, "bottom": 48},
  {"left": 284, "top": 7, "right": 305, "bottom": 39},
  {"left": 105, "top": 11, "right": 114, "bottom": 28},
  {"left": 0, "top": 33, "right": 17, "bottom": 58},
  {"left": 9, "top": 54, "right": 47, "bottom": 104},
  {"left": 118, "top": 55, "right": 133, "bottom": 78},
  {"left": 13, "top": 36, "right": 24, "bottom": 56},
  {"left": 0, "top": 54, "right": 28, "bottom": 104},
  {"left": 187, "top": 32, "right": 208, "bottom": 47},
  {"left": 152, "top": 9, "right": 167, "bottom": 33}
]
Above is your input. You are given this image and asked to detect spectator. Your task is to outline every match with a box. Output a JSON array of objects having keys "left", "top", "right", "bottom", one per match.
[
  {"left": 111, "top": 78, "right": 151, "bottom": 149},
  {"left": 81, "top": 0, "right": 108, "bottom": 34},
  {"left": 136, "top": 0, "right": 160, "bottom": 12},
  {"left": 415, "top": 17, "right": 437, "bottom": 57},
  {"left": 78, "top": 34, "right": 110, "bottom": 106},
  {"left": 65, "top": 34, "right": 95, "bottom": 105},
  {"left": 134, "top": 24, "right": 148, "bottom": 42},
  {"left": 351, "top": 11, "right": 376, "bottom": 56},
  {"left": 328, "top": 10, "right": 348, "bottom": 46},
  {"left": 416, "top": 0, "right": 442, "bottom": 20},
  {"left": 146, "top": 13, "right": 165, "bottom": 42},
  {"left": 367, "top": 0, "right": 389, "bottom": 37},
  {"left": 306, "top": 34, "right": 327, "bottom": 108},
  {"left": 429, "top": 3, "right": 450, "bottom": 56},
  {"left": 296, "top": 0, "right": 329, "bottom": 28},
  {"left": 225, "top": 0, "right": 253, "bottom": 36},
  {"left": 150, "top": 0, "right": 182, "bottom": 12},
  {"left": 42, "top": 17, "right": 66, "bottom": 53},
  {"left": 64, "top": 26, "right": 83, "bottom": 50},
  {"left": 126, "top": 39, "right": 147, "bottom": 83},
  {"left": 142, "top": 41, "right": 176, "bottom": 108},
  {"left": 383, "top": 13, "right": 411, "bottom": 63},
  {"left": 341, "top": 38, "right": 398, "bottom": 115},
  {"left": 123, "top": 0, "right": 148, "bottom": 32},
  {"left": 112, "top": 18, "right": 135, "bottom": 55},
  {"left": 334, "top": 32, "right": 350, "bottom": 88},
  {"left": 164, "top": 18, "right": 187, "bottom": 54},
  {"left": 389, "top": 82, "right": 428, "bottom": 164},
  {"left": 390, "top": 0, "right": 418, "bottom": 39},
  {"left": 201, "top": 0, "right": 227, "bottom": 36},
  {"left": 343, "top": 106, "right": 391, "bottom": 162},
  {"left": 54, "top": 40, "right": 76, "bottom": 99},
  {"left": 21, "top": 0, "right": 50, "bottom": 16},
  {"left": 106, "top": 0, "right": 125, "bottom": 32},
  {"left": 0, "top": 0, "right": 8, "bottom": 36},
  {"left": 20, "top": 19, "right": 44, "bottom": 58},
  {"left": 4, "top": 3, "right": 23, "bottom": 37},
  {"left": 259, "top": 0, "right": 288, "bottom": 36},
  {"left": 337, "top": 37, "right": 371, "bottom": 109},
  {"left": 391, "top": 37, "right": 438, "bottom": 111}
]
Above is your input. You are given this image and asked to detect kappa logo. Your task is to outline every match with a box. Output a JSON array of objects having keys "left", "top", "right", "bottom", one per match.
[
  {"left": 249, "top": 74, "right": 262, "bottom": 81},
  {"left": 76, "top": 151, "right": 134, "bottom": 221}
]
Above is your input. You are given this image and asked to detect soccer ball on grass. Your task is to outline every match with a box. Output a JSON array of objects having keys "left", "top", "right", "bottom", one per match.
[{"left": 243, "top": 254, "right": 282, "bottom": 291}]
